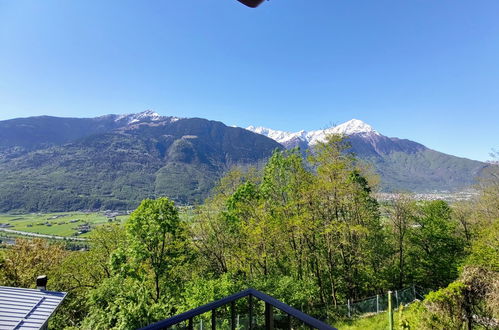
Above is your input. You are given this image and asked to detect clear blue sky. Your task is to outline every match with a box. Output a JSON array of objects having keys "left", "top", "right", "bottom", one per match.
[{"left": 1, "top": 0, "right": 498, "bottom": 161}]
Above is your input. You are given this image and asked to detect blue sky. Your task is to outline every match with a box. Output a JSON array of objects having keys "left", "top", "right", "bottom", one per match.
[{"left": 0, "top": 0, "right": 498, "bottom": 161}]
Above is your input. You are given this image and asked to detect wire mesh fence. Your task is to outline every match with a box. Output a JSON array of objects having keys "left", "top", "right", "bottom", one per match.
[{"left": 333, "top": 285, "right": 427, "bottom": 317}]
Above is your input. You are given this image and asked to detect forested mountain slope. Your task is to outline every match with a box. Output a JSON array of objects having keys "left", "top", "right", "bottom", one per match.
[{"left": 0, "top": 112, "right": 281, "bottom": 212}]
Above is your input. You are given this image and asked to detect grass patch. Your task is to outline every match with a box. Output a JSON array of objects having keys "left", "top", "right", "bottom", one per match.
[
  {"left": 0, "top": 207, "right": 192, "bottom": 238},
  {"left": 0, "top": 212, "right": 128, "bottom": 237},
  {"left": 336, "top": 312, "right": 393, "bottom": 330},
  {"left": 335, "top": 303, "right": 423, "bottom": 330}
]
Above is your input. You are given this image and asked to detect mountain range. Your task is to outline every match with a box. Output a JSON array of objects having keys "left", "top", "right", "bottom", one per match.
[
  {"left": 0, "top": 112, "right": 490, "bottom": 212},
  {"left": 246, "top": 119, "right": 489, "bottom": 193},
  {"left": 0, "top": 111, "right": 281, "bottom": 212}
]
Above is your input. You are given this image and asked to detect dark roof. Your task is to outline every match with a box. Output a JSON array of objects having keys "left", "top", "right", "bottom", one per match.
[{"left": 0, "top": 286, "right": 66, "bottom": 329}]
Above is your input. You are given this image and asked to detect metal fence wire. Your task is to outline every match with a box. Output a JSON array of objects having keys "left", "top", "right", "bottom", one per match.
[{"left": 335, "top": 285, "right": 427, "bottom": 317}]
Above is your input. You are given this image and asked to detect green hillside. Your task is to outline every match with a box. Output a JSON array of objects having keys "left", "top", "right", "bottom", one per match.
[
  {"left": 367, "top": 149, "right": 488, "bottom": 192},
  {"left": 0, "top": 117, "right": 281, "bottom": 212}
]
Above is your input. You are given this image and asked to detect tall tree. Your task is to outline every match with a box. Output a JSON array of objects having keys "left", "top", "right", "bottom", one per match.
[
  {"left": 407, "top": 200, "right": 466, "bottom": 288},
  {"left": 387, "top": 193, "right": 415, "bottom": 288},
  {"left": 126, "top": 197, "right": 190, "bottom": 302},
  {"left": 307, "top": 135, "right": 386, "bottom": 301}
]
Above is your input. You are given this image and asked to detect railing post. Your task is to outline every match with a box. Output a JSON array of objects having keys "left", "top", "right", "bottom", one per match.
[
  {"left": 395, "top": 290, "right": 399, "bottom": 308},
  {"left": 388, "top": 291, "right": 393, "bottom": 330},
  {"left": 287, "top": 313, "right": 291, "bottom": 330},
  {"left": 212, "top": 308, "right": 216, "bottom": 330},
  {"left": 265, "top": 302, "right": 274, "bottom": 330},
  {"left": 188, "top": 317, "right": 193, "bottom": 330},
  {"left": 376, "top": 294, "right": 379, "bottom": 313},
  {"left": 347, "top": 299, "right": 351, "bottom": 318},
  {"left": 231, "top": 301, "right": 236, "bottom": 330},
  {"left": 412, "top": 284, "right": 416, "bottom": 300},
  {"left": 248, "top": 295, "right": 253, "bottom": 330}
]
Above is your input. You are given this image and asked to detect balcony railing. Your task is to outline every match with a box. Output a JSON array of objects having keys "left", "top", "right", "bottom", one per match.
[{"left": 141, "top": 288, "right": 337, "bottom": 330}]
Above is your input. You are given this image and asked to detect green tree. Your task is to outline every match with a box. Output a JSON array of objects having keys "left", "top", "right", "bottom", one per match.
[
  {"left": 407, "top": 200, "right": 466, "bottom": 288},
  {"left": 0, "top": 238, "right": 67, "bottom": 288},
  {"left": 50, "top": 224, "right": 127, "bottom": 329},
  {"left": 193, "top": 166, "right": 261, "bottom": 275},
  {"left": 466, "top": 217, "right": 499, "bottom": 272},
  {"left": 81, "top": 276, "right": 166, "bottom": 330},
  {"left": 306, "top": 135, "right": 387, "bottom": 302},
  {"left": 387, "top": 193, "right": 416, "bottom": 288},
  {"left": 126, "top": 197, "right": 191, "bottom": 302},
  {"left": 80, "top": 198, "right": 193, "bottom": 329}
]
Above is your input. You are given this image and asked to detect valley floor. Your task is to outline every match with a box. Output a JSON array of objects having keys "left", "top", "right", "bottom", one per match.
[{"left": 0, "top": 212, "right": 127, "bottom": 238}]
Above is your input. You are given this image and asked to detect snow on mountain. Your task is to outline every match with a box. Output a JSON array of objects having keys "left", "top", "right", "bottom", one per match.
[
  {"left": 113, "top": 110, "right": 181, "bottom": 125},
  {"left": 129, "top": 110, "right": 162, "bottom": 123},
  {"left": 116, "top": 110, "right": 163, "bottom": 124},
  {"left": 330, "top": 119, "right": 379, "bottom": 136},
  {"left": 246, "top": 126, "right": 308, "bottom": 145},
  {"left": 246, "top": 119, "right": 379, "bottom": 146}
]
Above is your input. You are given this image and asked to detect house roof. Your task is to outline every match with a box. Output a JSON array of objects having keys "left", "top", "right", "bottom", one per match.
[{"left": 0, "top": 286, "right": 66, "bottom": 329}]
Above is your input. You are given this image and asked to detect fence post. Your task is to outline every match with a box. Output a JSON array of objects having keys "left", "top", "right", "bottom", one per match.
[
  {"left": 395, "top": 290, "right": 399, "bottom": 308},
  {"left": 347, "top": 299, "right": 351, "bottom": 318},
  {"left": 376, "top": 295, "right": 379, "bottom": 313},
  {"left": 231, "top": 301, "right": 236, "bottom": 330},
  {"left": 265, "top": 302, "right": 274, "bottom": 330},
  {"left": 388, "top": 291, "right": 393, "bottom": 330},
  {"left": 248, "top": 295, "right": 253, "bottom": 330},
  {"left": 412, "top": 284, "right": 416, "bottom": 300},
  {"left": 212, "top": 308, "right": 216, "bottom": 330}
]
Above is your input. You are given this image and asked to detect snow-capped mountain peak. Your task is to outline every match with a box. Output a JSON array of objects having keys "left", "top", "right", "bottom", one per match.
[
  {"left": 246, "top": 119, "right": 380, "bottom": 147},
  {"left": 112, "top": 110, "right": 183, "bottom": 125},
  {"left": 246, "top": 126, "right": 309, "bottom": 144},
  {"left": 330, "top": 119, "right": 378, "bottom": 136},
  {"left": 126, "top": 110, "right": 162, "bottom": 124}
]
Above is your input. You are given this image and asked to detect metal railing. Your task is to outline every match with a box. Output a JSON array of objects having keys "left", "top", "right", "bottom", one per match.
[{"left": 141, "top": 288, "right": 337, "bottom": 330}]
